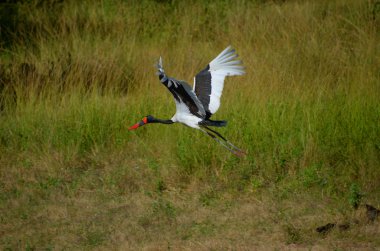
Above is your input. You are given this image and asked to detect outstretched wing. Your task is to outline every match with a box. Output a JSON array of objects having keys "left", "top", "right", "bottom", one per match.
[
  {"left": 193, "top": 46, "right": 245, "bottom": 119},
  {"left": 157, "top": 57, "right": 206, "bottom": 119}
]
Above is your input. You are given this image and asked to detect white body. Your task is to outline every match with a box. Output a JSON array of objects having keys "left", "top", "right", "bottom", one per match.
[{"left": 171, "top": 100, "right": 202, "bottom": 129}]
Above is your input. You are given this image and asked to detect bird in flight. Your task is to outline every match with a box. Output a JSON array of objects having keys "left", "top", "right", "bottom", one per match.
[{"left": 129, "top": 46, "right": 246, "bottom": 157}]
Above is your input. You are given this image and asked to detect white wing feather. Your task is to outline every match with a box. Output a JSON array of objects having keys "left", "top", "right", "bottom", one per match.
[{"left": 206, "top": 46, "right": 245, "bottom": 114}]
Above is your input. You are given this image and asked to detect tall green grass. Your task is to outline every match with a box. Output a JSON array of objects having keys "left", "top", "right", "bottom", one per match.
[{"left": 1, "top": 0, "right": 379, "bottom": 197}]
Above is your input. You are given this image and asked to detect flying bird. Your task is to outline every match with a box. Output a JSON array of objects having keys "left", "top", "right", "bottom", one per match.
[{"left": 129, "top": 46, "right": 246, "bottom": 156}]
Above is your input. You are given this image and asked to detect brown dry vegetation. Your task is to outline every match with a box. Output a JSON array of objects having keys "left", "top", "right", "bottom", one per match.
[{"left": 1, "top": 0, "right": 380, "bottom": 250}]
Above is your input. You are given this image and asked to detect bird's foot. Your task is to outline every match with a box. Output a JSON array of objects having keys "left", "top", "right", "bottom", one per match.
[{"left": 232, "top": 149, "right": 247, "bottom": 158}]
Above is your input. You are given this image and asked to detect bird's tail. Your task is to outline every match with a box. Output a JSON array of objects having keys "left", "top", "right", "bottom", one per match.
[
  {"left": 201, "top": 119, "right": 228, "bottom": 127},
  {"left": 156, "top": 57, "right": 168, "bottom": 83}
]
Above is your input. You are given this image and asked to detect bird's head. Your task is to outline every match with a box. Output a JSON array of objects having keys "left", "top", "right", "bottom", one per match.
[{"left": 128, "top": 115, "right": 155, "bottom": 130}]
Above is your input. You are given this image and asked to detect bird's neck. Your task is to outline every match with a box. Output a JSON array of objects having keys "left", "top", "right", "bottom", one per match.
[{"left": 151, "top": 118, "right": 174, "bottom": 124}]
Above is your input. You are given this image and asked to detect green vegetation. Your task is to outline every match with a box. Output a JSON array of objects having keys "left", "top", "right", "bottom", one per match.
[{"left": 1, "top": 0, "right": 379, "bottom": 249}]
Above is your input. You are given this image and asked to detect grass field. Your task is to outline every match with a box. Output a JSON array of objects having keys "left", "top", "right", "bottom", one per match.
[{"left": 1, "top": 0, "right": 380, "bottom": 249}]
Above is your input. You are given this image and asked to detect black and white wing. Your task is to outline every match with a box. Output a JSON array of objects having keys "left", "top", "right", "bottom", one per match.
[
  {"left": 157, "top": 57, "right": 206, "bottom": 119},
  {"left": 193, "top": 46, "right": 245, "bottom": 119}
]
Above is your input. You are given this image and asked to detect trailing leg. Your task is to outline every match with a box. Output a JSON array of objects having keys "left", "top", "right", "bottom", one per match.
[
  {"left": 203, "top": 126, "right": 246, "bottom": 155},
  {"left": 199, "top": 127, "right": 246, "bottom": 157}
]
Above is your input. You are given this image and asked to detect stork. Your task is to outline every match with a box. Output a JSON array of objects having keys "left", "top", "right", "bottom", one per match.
[{"left": 129, "top": 46, "right": 246, "bottom": 157}]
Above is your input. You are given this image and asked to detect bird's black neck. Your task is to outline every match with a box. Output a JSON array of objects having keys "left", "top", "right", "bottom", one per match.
[{"left": 151, "top": 117, "right": 173, "bottom": 124}]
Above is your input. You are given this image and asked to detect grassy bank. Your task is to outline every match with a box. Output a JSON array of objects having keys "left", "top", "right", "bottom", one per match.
[{"left": 1, "top": 0, "right": 379, "bottom": 249}]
